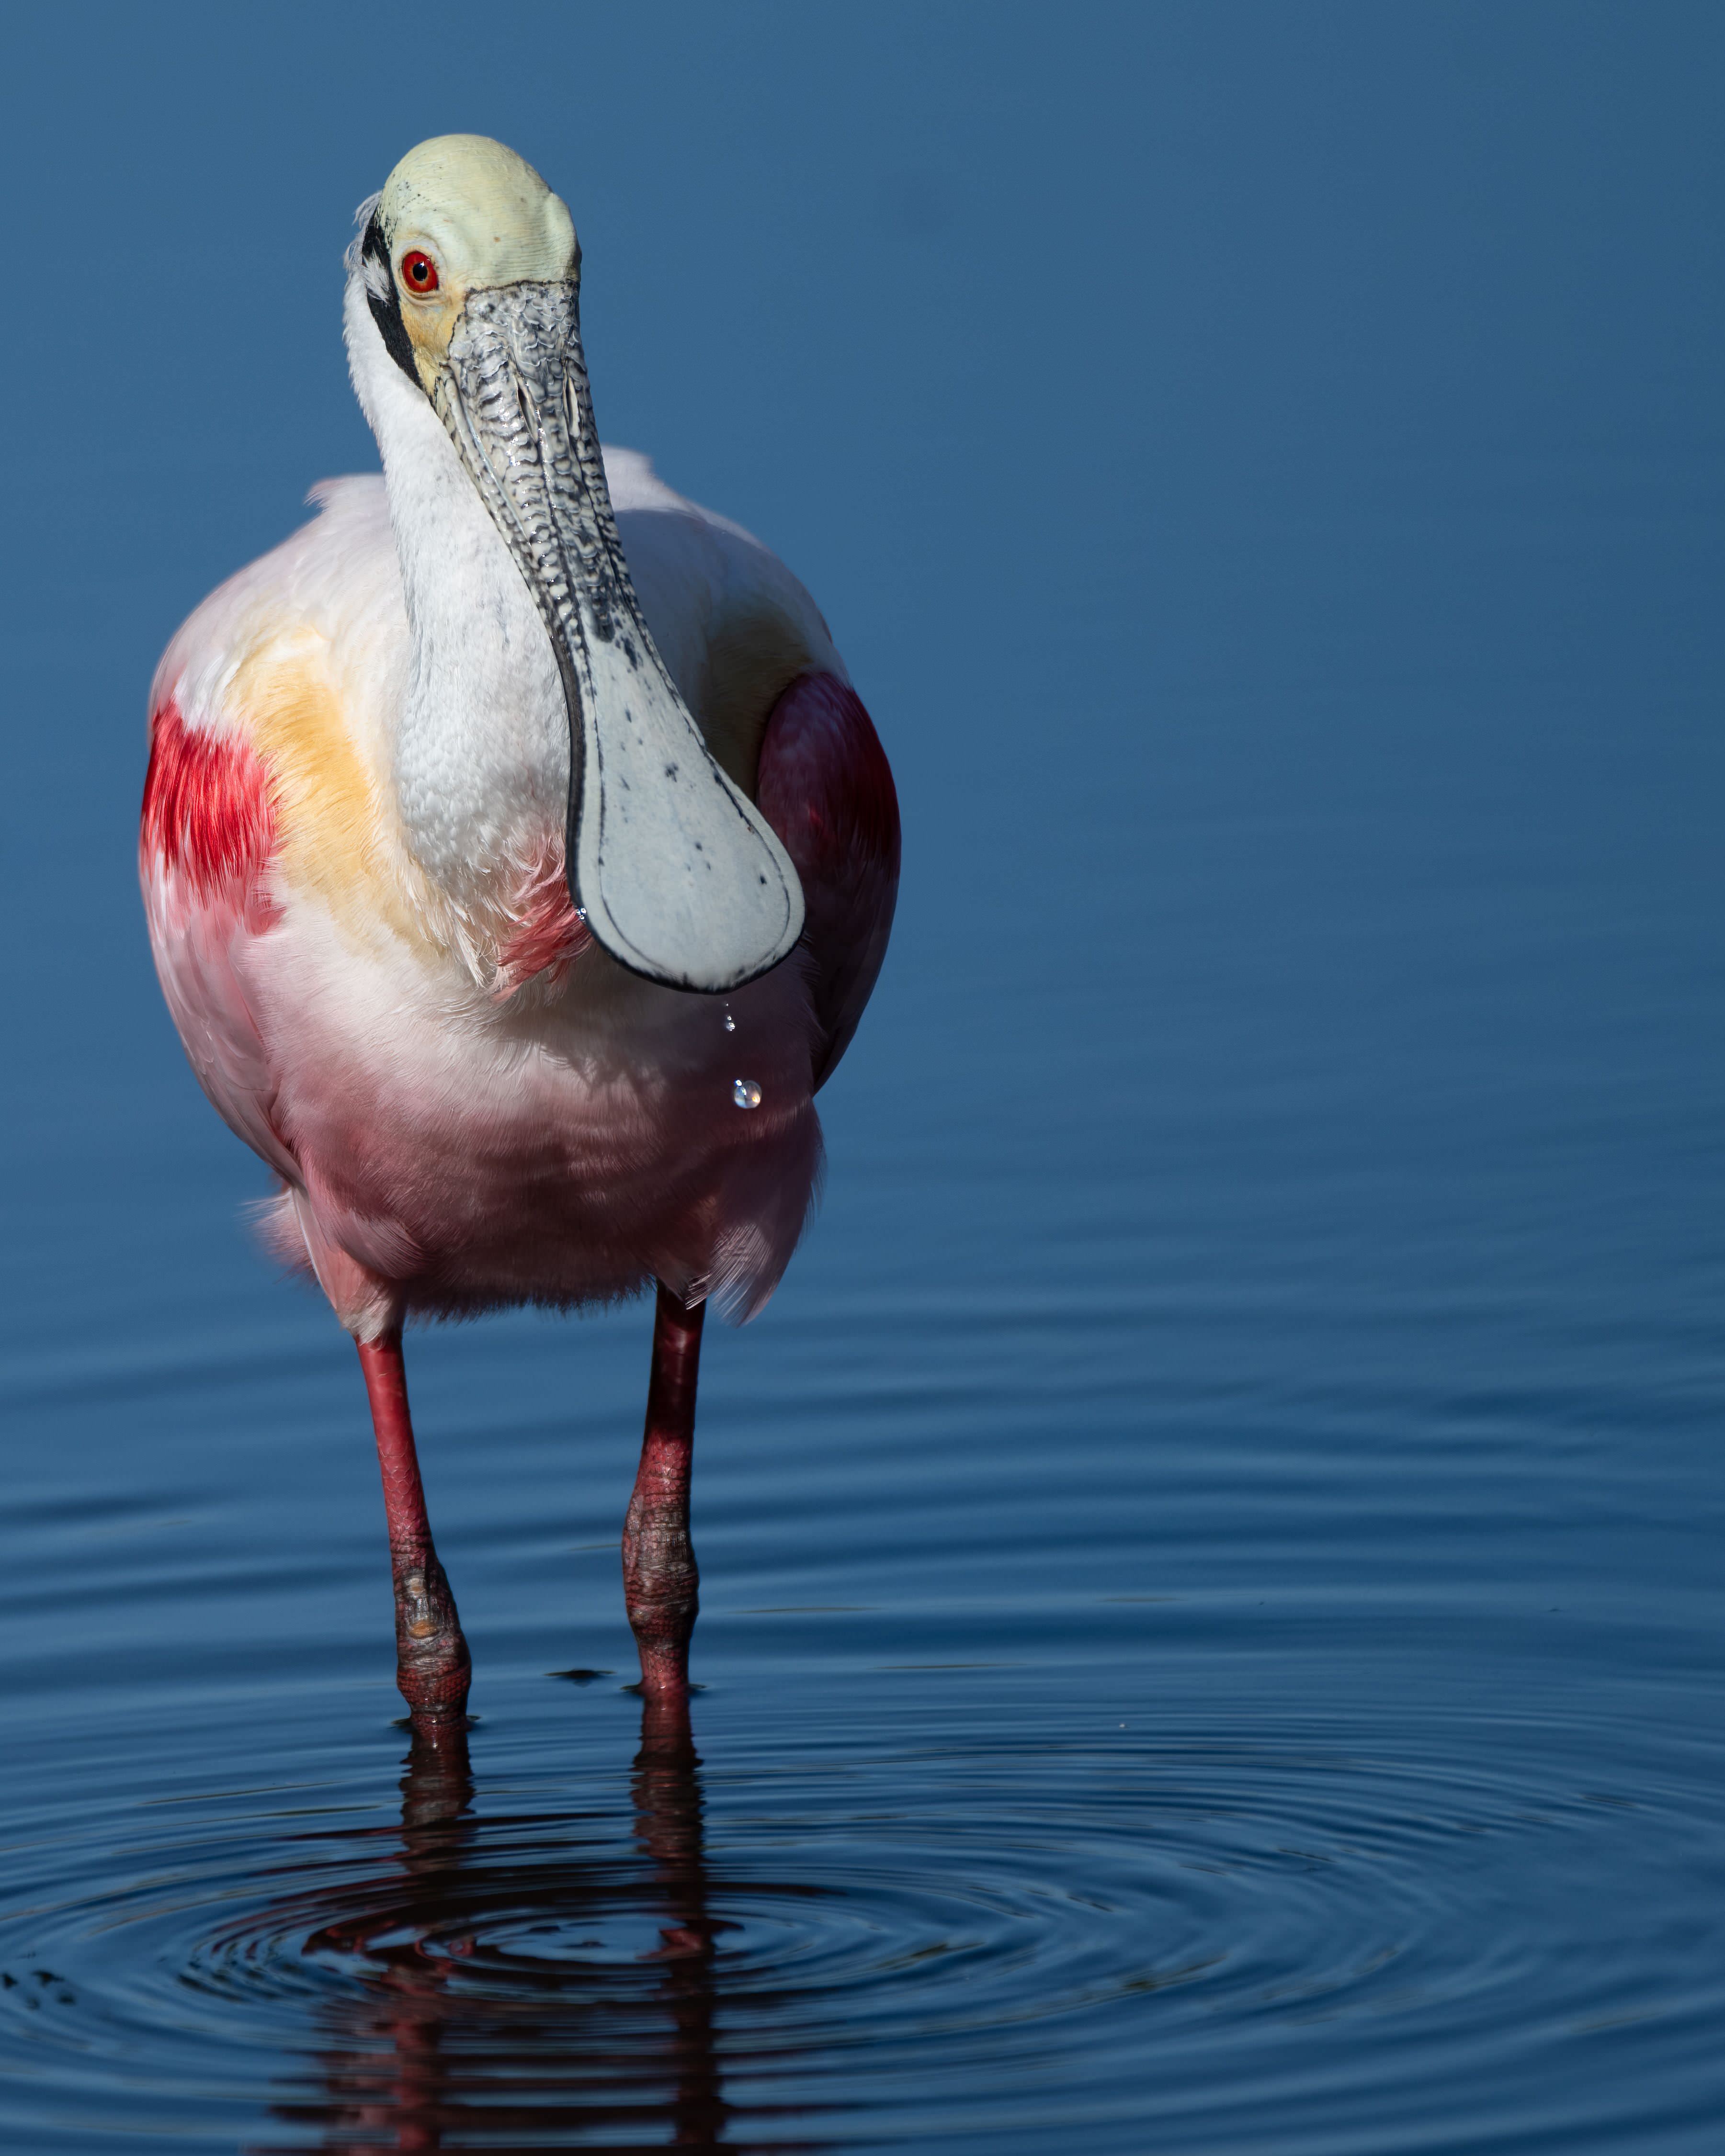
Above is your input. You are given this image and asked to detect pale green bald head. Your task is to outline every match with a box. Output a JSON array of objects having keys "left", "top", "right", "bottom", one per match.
[
  {"left": 380, "top": 134, "right": 577, "bottom": 286},
  {"left": 368, "top": 135, "right": 579, "bottom": 394}
]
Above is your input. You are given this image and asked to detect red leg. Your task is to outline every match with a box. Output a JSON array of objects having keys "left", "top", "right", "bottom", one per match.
[
  {"left": 622, "top": 1285, "right": 706, "bottom": 1696},
  {"left": 357, "top": 1332, "right": 471, "bottom": 1727}
]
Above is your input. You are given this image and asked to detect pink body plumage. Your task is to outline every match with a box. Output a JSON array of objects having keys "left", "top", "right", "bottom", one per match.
[{"left": 142, "top": 466, "right": 897, "bottom": 1341}]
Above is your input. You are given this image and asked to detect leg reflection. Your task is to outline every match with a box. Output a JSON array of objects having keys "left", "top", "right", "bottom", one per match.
[
  {"left": 634, "top": 1687, "right": 731, "bottom": 2143},
  {"left": 262, "top": 1697, "right": 750, "bottom": 2152}
]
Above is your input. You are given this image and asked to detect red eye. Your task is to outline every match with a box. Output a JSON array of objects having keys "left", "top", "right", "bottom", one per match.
[{"left": 400, "top": 250, "right": 439, "bottom": 294}]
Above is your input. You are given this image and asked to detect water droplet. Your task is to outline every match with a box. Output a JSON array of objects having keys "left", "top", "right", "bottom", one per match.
[
  {"left": 732, "top": 1078, "right": 762, "bottom": 1110},
  {"left": 722, "top": 1005, "right": 736, "bottom": 1033}
]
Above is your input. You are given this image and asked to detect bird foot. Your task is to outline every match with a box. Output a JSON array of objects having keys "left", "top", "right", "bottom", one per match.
[{"left": 392, "top": 1550, "right": 471, "bottom": 1722}]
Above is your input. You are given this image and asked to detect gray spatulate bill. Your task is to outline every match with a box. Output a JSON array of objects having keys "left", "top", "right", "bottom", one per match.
[{"left": 435, "top": 282, "right": 804, "bottom": 993}]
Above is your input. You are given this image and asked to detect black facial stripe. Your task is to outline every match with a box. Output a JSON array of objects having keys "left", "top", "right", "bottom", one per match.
[{"left": 361, "top": 212, "right": 422, "bottom": 391}]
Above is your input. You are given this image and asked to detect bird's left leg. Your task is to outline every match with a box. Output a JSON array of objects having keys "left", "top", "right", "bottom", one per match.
[
  {"left": 358, "top": 1332, "right": 472, "bottom": 1727},
  {"left": 622, "top": 1285, "right": 707, "bottom": 1696}
]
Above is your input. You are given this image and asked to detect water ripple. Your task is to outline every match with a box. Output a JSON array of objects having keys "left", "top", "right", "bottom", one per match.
[{"left": 1, "top": 1690, "right": 1719, "bottom": 2151}]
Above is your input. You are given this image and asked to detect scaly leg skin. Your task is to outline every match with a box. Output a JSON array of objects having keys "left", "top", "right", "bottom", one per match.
[
  {"left": 622, "top": 1285, "right": 707, "bottom": 1697},
  {"left": 358, "top": 1332, "right": 472, "bottom": 1730}
]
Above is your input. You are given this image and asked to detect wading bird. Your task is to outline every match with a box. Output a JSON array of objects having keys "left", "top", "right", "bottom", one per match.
[{"left": 140, "top": 135, "right": 898, "bottom": 1726}]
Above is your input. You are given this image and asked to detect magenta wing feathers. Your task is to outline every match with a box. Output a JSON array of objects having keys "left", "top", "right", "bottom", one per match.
[
  {"left": 139, "top": 699, "right": 296, "bottom": 1185},
  {"left": 755, "top": 673, "right": 900, "bottom": 1090}
]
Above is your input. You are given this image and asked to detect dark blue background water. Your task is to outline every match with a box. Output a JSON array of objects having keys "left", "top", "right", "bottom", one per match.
[{"left": 2, "top": 4, "right": 1722, "bottom": 2147}]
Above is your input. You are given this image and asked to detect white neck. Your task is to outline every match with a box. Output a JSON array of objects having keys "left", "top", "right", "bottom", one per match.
[{"left": 343, "top": 274, "right": 569, "bottom": 902}]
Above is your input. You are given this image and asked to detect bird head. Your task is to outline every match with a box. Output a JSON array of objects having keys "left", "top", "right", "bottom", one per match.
[{"left": 352, "top": 135, "right": 803, "bottom": 995}]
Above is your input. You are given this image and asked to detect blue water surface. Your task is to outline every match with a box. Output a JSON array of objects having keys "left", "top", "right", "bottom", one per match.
[{"left": 1, "top": 4, "right": 1722, "bottom": 2149}]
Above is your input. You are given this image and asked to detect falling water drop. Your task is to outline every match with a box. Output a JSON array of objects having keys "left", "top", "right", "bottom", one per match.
[
  {"left": 732, "top": 1079, "right": 762, "bottom": 1110},
  {"left": 722, "top": 1004, "right": 736, "bottom": 1033}
]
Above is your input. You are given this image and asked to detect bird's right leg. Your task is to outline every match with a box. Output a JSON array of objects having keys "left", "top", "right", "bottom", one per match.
[{"left": 357, "top": 1332, "right": 471, "bottom": 1727}]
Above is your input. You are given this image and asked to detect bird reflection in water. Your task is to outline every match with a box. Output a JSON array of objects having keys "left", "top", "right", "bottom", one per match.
[{"left": 260, "top": 1691, "right": 774, "bottom": 2153}]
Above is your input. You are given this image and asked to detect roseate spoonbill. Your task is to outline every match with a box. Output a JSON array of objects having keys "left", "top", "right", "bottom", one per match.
[{"left": 140, "top": 135, "right": 898, "bottom": 1726}]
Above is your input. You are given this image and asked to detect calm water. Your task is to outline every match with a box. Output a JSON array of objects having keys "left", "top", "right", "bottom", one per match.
[{"left": 3, "top": 5, "right": 1723, "bottom": 2149}]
